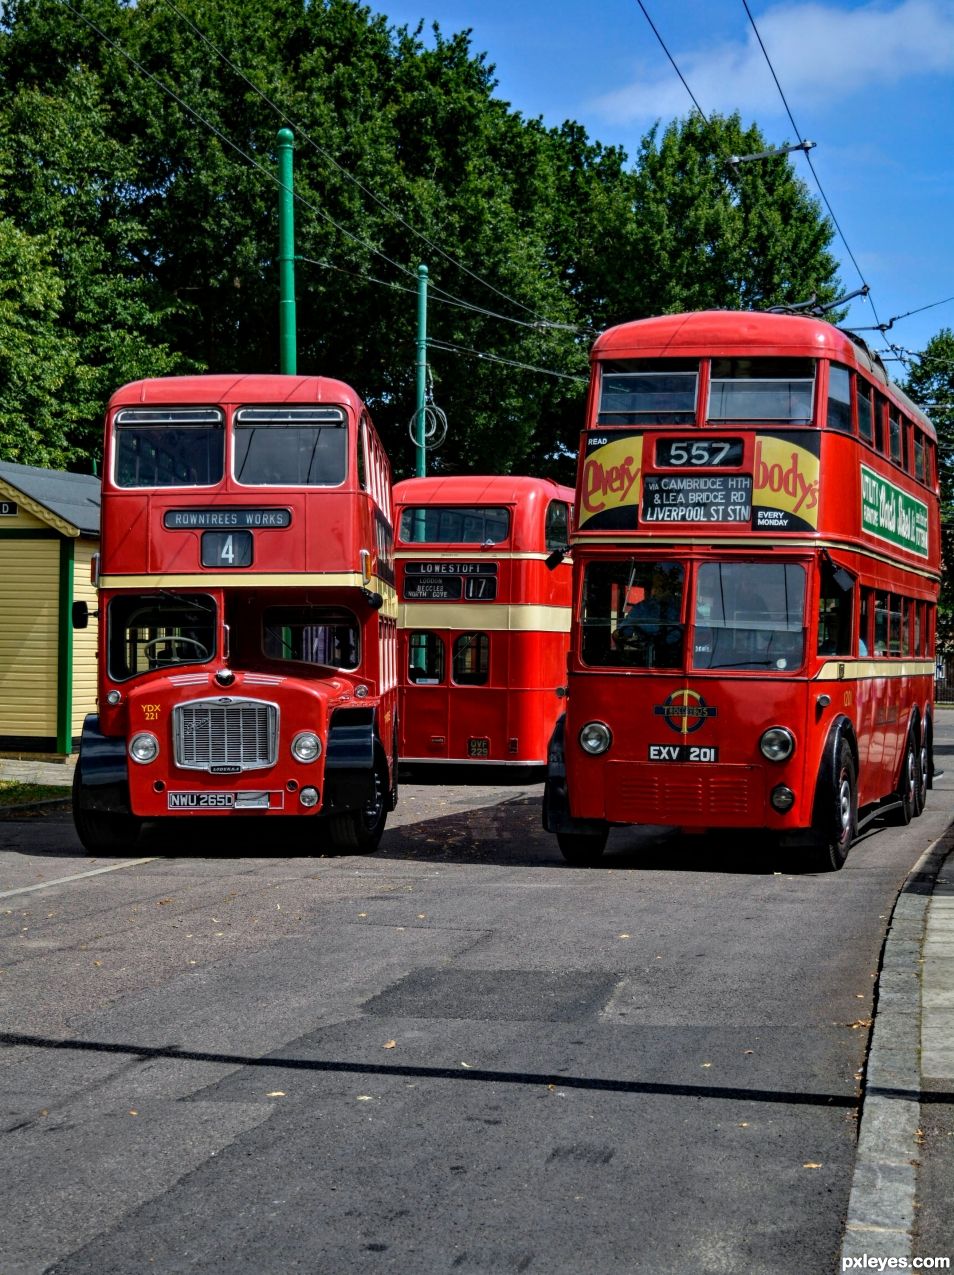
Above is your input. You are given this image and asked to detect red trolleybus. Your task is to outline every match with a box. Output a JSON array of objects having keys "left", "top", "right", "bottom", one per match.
[
  {"left": 72, "top": 374, "right": 397, "bottom": 854},
  {"left": 394, "top": 475, "right": 574, "bottom": 768},
  {"left": 544, "top": 311, "right": 940, "bottom": 869}
]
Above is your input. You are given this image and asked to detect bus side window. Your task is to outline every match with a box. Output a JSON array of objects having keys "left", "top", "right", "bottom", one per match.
[
  {"left": 817, "top": 559, "right": 854, "bottom": 656},
  {"left": 408, "top": 632, "right": 444, "bottom": 684},
  {"left": 546, "top": 500, "right": 570, "bottom": 550},
  {"left": 827, "top": 364, "right": 852, "bottom": 432},
  {"left": 859, "top": 589, "right": 872, "bottom": 657},
  {"left": 902, "top": 599, "right": 913, "bottom": 656},
  {"left": 873, "top": 591, "right": 889, "bottom": 656},
  {"left": 452, "top": 633, "right": 489, "bottom": 685},
  {"left": 874, "top": 394, "right": 886, "bottom": 454},
  {"left": 888, "top": 594, "right": 902, "bottom": 656},
  {"left": 857, "top": 380, "right": 873, "bottom": 443},
  {"left": 357, "top": 415, "right": 368, "bottom": 491},
  {"left": 889, "top": 409, "right": 902, "bottom": 466},
  {"left": 915, "top": 431, "right": 926, "bottom": 483}
]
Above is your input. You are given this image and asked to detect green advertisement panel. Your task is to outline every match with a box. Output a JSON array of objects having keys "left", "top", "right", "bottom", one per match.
[{"left": 860, "top": 465, "right": 929, "bottom": 558}]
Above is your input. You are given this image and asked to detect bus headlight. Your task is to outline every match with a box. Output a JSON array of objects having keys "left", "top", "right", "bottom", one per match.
[
  {"left": 129, "top": 732, "right": 159, "bottom": 764},
  {"left": 579, "top": 721, "right": 612, "bottom": 756},
  {"left": 291, "top": 731, "right": 322, "bottom": 763},
  {"left": 760, "top": 727, "right": 795, "bottom": 762}
]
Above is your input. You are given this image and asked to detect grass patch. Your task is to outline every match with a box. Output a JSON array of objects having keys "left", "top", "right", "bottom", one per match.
[{"left": 0, "top": 780, "right": 71, "bottom": 807}]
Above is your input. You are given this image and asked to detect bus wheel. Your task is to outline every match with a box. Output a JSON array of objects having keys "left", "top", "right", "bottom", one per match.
[
  {"left": 915, "top": 728, "right": 929, "bottom": 815},
  {"left": 892, "top": 733, "right": 918, "bottom": 826},
  {"left": 557, "top": 828, "right": 608, "bottom": 867},
  {"left": 72, "top": 772, "right": 142, "bottom": 855},
  {"left": 813, "top": 741, "right": 855, "bottom": 872},
  {"left": 327, "top": 764, "right": 388, "bottom": 854}
]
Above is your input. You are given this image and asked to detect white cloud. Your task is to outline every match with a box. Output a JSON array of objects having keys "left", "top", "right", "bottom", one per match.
[{"left": 593, "top": 0, "right": 954, "bottom": 125}]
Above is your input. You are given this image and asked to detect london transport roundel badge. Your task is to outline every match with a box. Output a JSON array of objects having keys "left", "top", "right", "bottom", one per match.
[{"left": 653, "top": 689, "right": 718, "bottom": 736}]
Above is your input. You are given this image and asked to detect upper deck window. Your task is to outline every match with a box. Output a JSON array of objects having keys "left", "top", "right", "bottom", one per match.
[
  {"left": 114, "top": 408, "right": 224, "bottom": 488},
  {"left": 827, "top": 364, "right": 852, "bottom": 432},
  {"left": 545, "top": 500, "right": 571, "bottom": 550},
  {"left": 708, "top": 358, "right": 814, "bottom": 424},
  {"left": 857, "top": 380, "right": 874, "bottom": 443},
  {"left": 399, "top": 505, "right": 510, "bottom": 544},
  {"left": 597, "top": 360, "right": 698, "bottom": 426},
  {"left": 233, "top": 406, "right": 347, "bottom": 487}
]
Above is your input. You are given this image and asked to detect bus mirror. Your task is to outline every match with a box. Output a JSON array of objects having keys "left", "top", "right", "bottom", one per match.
[
  {"left": 363, "top": 589, "right": 384, "bottom": 611},
  {"left": 545, "top": 546, "right": 568, "bottom": 571},
  {"left": 71, "top": 600, "right": 92, "bottom": 629}
]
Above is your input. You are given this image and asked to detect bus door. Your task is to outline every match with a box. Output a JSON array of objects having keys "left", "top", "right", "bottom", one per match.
[
  {"left": 404, "top": 629, "right": 451, "bottom": 760},
  {"left": 446, "top": 628, "right": 507, "bottom": 761}
]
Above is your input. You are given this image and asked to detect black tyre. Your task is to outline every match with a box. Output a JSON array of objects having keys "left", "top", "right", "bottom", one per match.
[
  {"left": 915, "top": 726, "right": 930, "bottom": 814},
  {"left": 891, "top": 733, "right": 918, "bottom": 826},
  {"left": 813, "top": 740, "right": 856, "bottom": 871},
  {"left": 326, "top": 762, "right": 388, "bottom": 854},
  {"left": 557, "top": 827, "right": 609, "bottom": 866},
  {"left": 72, "top": 770, "right": 142, "bottom": 854}
]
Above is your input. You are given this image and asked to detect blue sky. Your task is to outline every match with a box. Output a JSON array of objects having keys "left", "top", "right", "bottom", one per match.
[{"left": 376, "top": 0, "right": 954, "bottom": 377}]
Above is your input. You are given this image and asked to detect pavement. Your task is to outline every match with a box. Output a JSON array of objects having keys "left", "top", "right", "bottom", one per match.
[{"left": 2, "top": 751, "right": 953, "bottom": 1265}]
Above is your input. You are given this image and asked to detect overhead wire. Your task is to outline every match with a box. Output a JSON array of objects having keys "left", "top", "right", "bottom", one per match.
[
  {"left": 154, "top": 0, "right": 579, "bottom": 334},
  {"left": 739, "top": 0, "right": 890, "bottom": 343},
  {"left": 426, "top": 338, "right": 587, "bottom": 384},
  {"left": 633, "top": 0, "right": 710, "bottom": 124},
  {"left": 61, "top": 0, "right": 585, "bottom": 387}
]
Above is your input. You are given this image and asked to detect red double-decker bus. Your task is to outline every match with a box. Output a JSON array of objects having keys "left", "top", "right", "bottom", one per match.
[
  {"left": 394, "top": 475, "right": 574, "bottom": 768},
  {"left": 72, "top": 374, "right": 397, "bottom": 854},
  {"left": 545, "top": 310, "right": 940, "bottom": 869}
]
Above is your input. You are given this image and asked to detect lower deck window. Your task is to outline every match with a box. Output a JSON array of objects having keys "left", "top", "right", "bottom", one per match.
[
  {"left": 693, "top": 562, "right": 805, "bottom": 671},
  {"left": 108, "top": 593, "right": 216, "bottom": 681},
  {"left": 408, "top": 632, "right": 445, "bottom": 684},
  {"left": 263, "top": 606, "right": 359, "bottom": 669},
  {"left": 452, "top": 633, "right": 489, "bottom": 685}
]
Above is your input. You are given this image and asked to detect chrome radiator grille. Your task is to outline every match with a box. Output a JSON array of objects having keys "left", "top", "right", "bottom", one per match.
[{"left": 173, "top": 698, "right": 278, "bottom": 771}]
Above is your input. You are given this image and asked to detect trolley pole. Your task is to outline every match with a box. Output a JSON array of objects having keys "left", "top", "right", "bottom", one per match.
[
  {"left": 277, "top": 128, "right": 297, "bottom": 375},
  {"left": 415, "top": 263, "right": 428, "bottom": 476}
]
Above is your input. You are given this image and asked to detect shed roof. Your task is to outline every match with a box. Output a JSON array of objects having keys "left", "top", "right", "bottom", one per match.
[{"left": 0, "top": 461, "right": 101, "bottom": 536}]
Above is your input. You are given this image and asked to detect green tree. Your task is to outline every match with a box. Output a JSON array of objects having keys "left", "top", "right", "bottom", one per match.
[
  {"left": 0, "top": 1, "right": 847, "bottom": 479},
  {"left": 904, "top": 329, "right": 954, "bottom": 656},
  {"left": 622, "top": 112, "right": 843, "bottom": 323},
  {"left": 0, "top": 215, "right": 82, "bottom": 464}
]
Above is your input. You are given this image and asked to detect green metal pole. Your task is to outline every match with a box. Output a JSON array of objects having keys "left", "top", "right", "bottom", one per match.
[
  {"left": 277, "top": 128, "right": 297, "bottom": 375},
  {"left": 415, "top": 264, "right": 428, "bottom": 477}
]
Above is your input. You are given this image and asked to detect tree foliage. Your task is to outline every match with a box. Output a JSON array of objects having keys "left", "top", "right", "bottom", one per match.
[
  {"left": 0, "top": 0, "right": 844, "bottom": 476},
  {"left": 905, "top": 329, "right": 954, "bottom": 654}
]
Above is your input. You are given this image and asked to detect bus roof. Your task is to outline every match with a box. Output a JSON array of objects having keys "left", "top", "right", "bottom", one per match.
[
  {"left": 592, "top": 311, "right": 934, "bottom": 438},
  {"left": 394, "top": 475, "right": 574, "bottom": 504},
  {"left": 108, "top": 373, "right": 366, "bottom": 411}
]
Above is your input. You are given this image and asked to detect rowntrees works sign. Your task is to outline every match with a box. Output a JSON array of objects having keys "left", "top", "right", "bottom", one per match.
[{"left": 860, "top": 466, "right": 929, "bottom": 558}]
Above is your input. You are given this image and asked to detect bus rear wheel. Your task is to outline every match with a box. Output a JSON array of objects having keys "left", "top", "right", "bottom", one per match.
[
  {"left": 326, "top": 763, "right": 388, "bottom": 854},
  {"left": 557, "top": 827, "right": 609, "bottom": 867},
  {"left": 812, "top": 741, "right": 855, "bottom": 872},
  {"left": 891, "top": 733, "right": 919, "bottom": 825}
]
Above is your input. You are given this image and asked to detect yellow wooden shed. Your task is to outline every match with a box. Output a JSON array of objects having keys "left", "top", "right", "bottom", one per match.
[{"left": 0, "top": 461, "right": 101, "bottom": 756}]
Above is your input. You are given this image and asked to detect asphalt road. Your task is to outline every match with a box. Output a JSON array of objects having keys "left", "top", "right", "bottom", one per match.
[{"left": 1, "top": 734, "right": 952, "bottom": 1275}]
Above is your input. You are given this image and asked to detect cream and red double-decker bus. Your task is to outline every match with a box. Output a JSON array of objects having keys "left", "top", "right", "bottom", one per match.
[
  {"left": 72, "top": 374, "right": 397, "bottom": 854},
  {"left": 394, "top": 475, "right": 573, "bottom": 768},
  {"left": 545, "top": 311, "right": 940, "bottom": 869}
]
